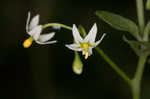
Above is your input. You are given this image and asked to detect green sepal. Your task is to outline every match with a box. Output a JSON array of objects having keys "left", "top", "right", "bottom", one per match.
[
  {"left": 78, "top": 25, "right": 87, "bottom": 38},
  {"left": 96, "top": 11, "right": 141, "bottom": 40}
]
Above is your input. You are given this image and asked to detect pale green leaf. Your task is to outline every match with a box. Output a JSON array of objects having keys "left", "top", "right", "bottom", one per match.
[{"left": 96, "top": 11, "right": 141, "bottom": 40}]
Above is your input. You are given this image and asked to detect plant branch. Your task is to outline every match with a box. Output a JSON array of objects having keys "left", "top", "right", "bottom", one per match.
[
  {"left": 131, "top": 54, "right": 147, "bottom": 99},
  {"left": 136, "top": 0, "right": 145, "bottom": 35},
  {"left": 95, "top": 47, "right": 131, "bottom": 85}
]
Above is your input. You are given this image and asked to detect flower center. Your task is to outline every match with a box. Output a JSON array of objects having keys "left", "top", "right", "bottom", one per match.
[
  {"left": 80, "top": 42, "right": 90, "bottom": 59},
  {"left": 23, "top": 36, "right": 34, "bottom": 48}
]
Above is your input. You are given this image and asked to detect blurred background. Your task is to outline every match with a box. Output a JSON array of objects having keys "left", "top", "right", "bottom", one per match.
[{"left": 1, "top": 0, "right": 150, "bottom": 99}]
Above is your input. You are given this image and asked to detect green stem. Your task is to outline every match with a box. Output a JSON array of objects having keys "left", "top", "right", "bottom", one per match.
[
  {"left": 131, "top": 54, "right": 147, "bottom": 99},
  {"left": 136, "top": 0, "right": 145, "bottom": 35},
  {"left": 42, "top": 23, "right": 72, "bottom": 30},
  {"left": 95, "top": 47, "right": 131, "bottom": 85},
  {"left": 131, "top": 0, "right": 146, "bottom": 99},
  {"left": 143, "top": 21, "right": 150, "bottom": 41},
  {"left": 135, "top": 54, "right": 147, "bottom": 85}
]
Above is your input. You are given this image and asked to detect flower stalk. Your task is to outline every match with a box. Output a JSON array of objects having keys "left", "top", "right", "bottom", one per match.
[
  {"left": 42, "top": 23, "right": 72, "bottom": 30},
  {"left": 95, "top": 47, "right": 131, "bottom": 85}
]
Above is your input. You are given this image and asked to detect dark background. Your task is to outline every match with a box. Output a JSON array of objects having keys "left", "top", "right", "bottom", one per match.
[{"left": 0, "top": 0, "right": 150, "bottom": 99}]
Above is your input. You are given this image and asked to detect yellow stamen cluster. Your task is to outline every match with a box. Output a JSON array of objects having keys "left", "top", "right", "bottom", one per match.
[
  {"left": 23, "top": 37, "right": 34, "bottom": 48},
  {"left": 80, "top": 43, "right": 90, "bottom": 59}
]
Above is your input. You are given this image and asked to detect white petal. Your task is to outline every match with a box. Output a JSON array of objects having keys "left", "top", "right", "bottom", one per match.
[
  {"left": 28, "top": 25, "right": 42, "bottom": 40},
  {"left": 66, "top": 44, "right": 82, "bottom": 51},
  {"left": 26, "top": 12, "right": 31, "bottom": 32},
  {"left": 29, "top": 14, "right": 40, "bottom": 30},
  {"left": 84, "top": 23, "right": 97, "bottom": 43},
  {"left": 95, "top": 33, "right": 106, "bottom": 46},
  {"left": 39, "top": 32, "right": 55, "bottom": 42},
  {"left": 72, "top": 24, "right": 83, "bottom": 43},
  {"left": 36, "top": 40, "right": 57, "bottom": 45},
  {"left": 88, "top": 47, "right": 93, "bottom": 56}
]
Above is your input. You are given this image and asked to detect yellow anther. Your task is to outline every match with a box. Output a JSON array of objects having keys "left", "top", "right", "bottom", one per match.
[
  {"left": 84, "top": 52, "right": 88, "bottom": 59},
  {"left": 82, "top": 50, "right": 88, "bottom": 59},
  {"left": 82, "top": 50, "right": 85, "bottom": 55},
  {"left": 23, "top": 37, "right": 34, "bottom": 48},
  {"left": 80, "top": 42, "right": 90, "bottom": 59}
]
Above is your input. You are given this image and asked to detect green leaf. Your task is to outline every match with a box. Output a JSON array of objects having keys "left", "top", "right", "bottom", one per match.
[
  {"left": 143, "top": 21, "right": 150, "bottom": 41},
  {"left": 78, "top": 25, "right": 87, "bottom": 38},
  {"left": 96, "top": 11, "right": 141, "bottom": 40}
]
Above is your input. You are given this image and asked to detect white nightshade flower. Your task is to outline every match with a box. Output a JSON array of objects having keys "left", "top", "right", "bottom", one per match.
[
  {"left": 66, "top": 23, "right": 106, "bottom": 59},
  {"left": 23, "top": 12, "right": 56, "bottom": 48}
]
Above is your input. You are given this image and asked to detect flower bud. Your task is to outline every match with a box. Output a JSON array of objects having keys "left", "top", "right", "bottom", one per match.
[
  {"left": 23, "top": 37, "right": 33, "bottom": 48},
  {"left": 72, "top": 52, "right": 83, "bottom": 75}
]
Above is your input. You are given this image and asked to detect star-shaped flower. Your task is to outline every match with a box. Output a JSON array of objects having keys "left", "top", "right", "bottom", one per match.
[
  {"left": 66, "top": 23, "right": 106, "bottom": 59},
  {"left": 23, "top": 12, "right": 56, "bottom": 48}
]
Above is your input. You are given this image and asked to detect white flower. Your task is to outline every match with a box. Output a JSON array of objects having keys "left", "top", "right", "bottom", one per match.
[
  {"left": 23, "top": 12, "right": 56, "bottom": 48},
  {"left": 66, "top": 23, "right": 106, "bottom": 59}
]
